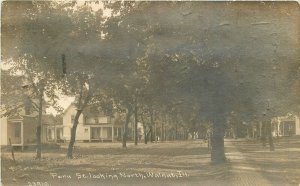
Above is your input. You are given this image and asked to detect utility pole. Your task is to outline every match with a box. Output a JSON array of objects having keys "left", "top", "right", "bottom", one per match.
[{"left": 36, "top": 79, "right": 45, "bottom": 159}]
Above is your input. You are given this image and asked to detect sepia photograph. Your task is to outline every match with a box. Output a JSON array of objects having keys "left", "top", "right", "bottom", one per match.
[{"left": 1, "top": 1, "right": 300, "bottom": 185}]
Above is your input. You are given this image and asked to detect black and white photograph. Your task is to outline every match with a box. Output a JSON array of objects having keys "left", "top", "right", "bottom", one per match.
[{"left": 1, "top": 1, "right": 300, "bottom": 185}]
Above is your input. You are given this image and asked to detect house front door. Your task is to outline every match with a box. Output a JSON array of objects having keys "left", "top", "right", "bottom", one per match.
[
  {"left": 56, "top": 128, "right": 63, "bottom": 140},
  {"left": 47, "top": 128, "right": 54, "bottom": 141},
  {"left": 9, "top": 122, "right": 22, "bottom": 144}
]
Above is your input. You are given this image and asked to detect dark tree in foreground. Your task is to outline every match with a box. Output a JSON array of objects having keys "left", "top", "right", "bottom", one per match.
[
  {"left": 106, "top": 1, "right": 299, "bottom": 163},
  {"left": 1, "top": 2, "right": 67, "bottom": 159}
]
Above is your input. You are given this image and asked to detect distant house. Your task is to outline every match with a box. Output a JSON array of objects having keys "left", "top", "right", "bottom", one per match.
[
  {"left": 62, "top": 103, "right": 123, "bottom": 142},
  {"left": 44, "top": 115, "right": 63, "bottom": 142},
  {"left": 0, "top": 98, "right": 59, "bottom": 149},
  {"left": 272, "top": 115, "right": 300, "bottom": 137}
]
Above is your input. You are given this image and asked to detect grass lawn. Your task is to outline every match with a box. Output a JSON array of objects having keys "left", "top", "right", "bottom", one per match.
[
  {"left": 228, "top": 136, "right": 300, "bottom": 186},
  {"left": 1, "top": 137, "right": 300, "bottom": 186}
]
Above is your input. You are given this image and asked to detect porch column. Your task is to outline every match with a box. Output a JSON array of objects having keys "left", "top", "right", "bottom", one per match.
[
  {"left": 100, "top": 127, "right": 103, "bottom": 142},
  {"left": 112, "top": 126, "right": 114, "bottom": 142},
  {"left": 296, "top": 116, "right": 300, "bottom": 135},
  {"left": 117, "top": 128, "right": 119, "bottom": 139},
  {"left": 283, "top": 122, "right": 285, "bottom": 136},
  {"left": 278, "top": 120, "right": 280, "bottom": 136},
  {"left": 89, "top": 126, "right": 91, "bottom": 142},
  {"left": 54, "top": 127, "right": 57, "bottom": 143},
  {"left": 259, "top": 121, "right": 262, "bottom": 137}
]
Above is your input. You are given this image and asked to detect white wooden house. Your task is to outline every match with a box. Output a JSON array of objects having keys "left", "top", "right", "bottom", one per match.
[
  {"left": 62, "top": 103, "right": 123, "bottom": 142},
  {"left": 272, "top": 115, "right": 300, "bottom": 137},
  {"left": 44, "top": 115, "right": 64, "bottom": 142}
]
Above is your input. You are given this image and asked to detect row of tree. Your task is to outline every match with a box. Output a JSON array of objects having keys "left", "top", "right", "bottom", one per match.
[{"left": 2, "top": 1, "right": 299, "bottom": 164}]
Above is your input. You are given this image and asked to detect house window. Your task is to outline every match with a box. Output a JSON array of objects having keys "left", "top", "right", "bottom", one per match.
[
  {"left": 84, "top": 128, "right": 88, "bottom": 133},
  {"left": 84, "top": 116, "right": 88, "bottom": 125},
  {"left": 25, "top": 104, "right": 31, "bottom": 115},
  {"left": 14, "top": 122, "right": 21, "bottom": 138},
  {"left": 114, "top": 127, "right": 118, "bottom": 136},
  {"left": 94, "top": 118, "right": 99, "bottom": 124},
  {"left": 71, "top": 115, "right": 75, "bottom": 123},
  {"left": 24, "top": 97, "right": 32, "bottom": 115}
]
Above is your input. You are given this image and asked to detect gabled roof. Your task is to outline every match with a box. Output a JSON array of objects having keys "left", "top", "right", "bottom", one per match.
[
  {"left": 2, "top": 105, "right": 39, "bottom": 119},
  {"left": 62, "top": 103, "right": 108, "bottom": 118},
  {"left": 82, "top": 106, "right": 106, "bottom": 118},
  {"left": 62, "top": 103, "right": 76, "bottom": 115},
  {"left": 7, "top": 114, "right": 23, "bottom": 121},
  {"left": 42, "top": 114, "right": 63, "bottom": 125}
]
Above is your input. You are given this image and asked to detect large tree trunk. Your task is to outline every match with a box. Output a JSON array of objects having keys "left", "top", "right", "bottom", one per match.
[
  {"left": 150, "top": 108, "right": 154, "bottom": 142},
  {"left": 141, "top": 115, "right": 148, "bottom": 144},
  {"left": 149, "top": 126, "right": 153, "bottom": 143},
  {"left": 256, "top": 122, "right": 260, "bottom": 139},
  {"left": 185, "top": 130, "right": 189, "bottom": 140},
  {"left": 211, "top": 117, "right": 226, "bottom": 164},
  {"left": 122, "top": 109, "right": 132, "bottom": 148},
  {"left": 161, "top": 121, "right": 164, "bottom": 142},
  {"left": 261, "top": 121, "right": 267, "bottom": 147},
  {"left": 134, "top": 99, "right": 138, "bottom": 145},
  {"left": 266, "top": 120, "right": 275, "bottom": 151},
  {"left": 175, "top": 122, "right": 178, "bottom": 140},
  {"left": 67, "top": 109, "right": 83, "bottom": 158},
  {"left": 35, "top": 85, "right": 44, "bottom": 159},
  {"left": 144, "top": 128, "right": 148, "bottom": 144}
]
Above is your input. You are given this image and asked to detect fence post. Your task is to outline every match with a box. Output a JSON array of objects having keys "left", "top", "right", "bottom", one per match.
[{"left": 9, "top": 138, "right": 16, "bottom": 163}]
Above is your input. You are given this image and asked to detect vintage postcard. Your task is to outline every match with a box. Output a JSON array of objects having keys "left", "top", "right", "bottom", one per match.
[{"left": 1, "top": 1, "right": 300, "bottom": 186}]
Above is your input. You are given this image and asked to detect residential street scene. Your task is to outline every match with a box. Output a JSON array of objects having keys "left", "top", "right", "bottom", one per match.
[{"left": 1, "top": 1, "right": 300, "bottom": 186}]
